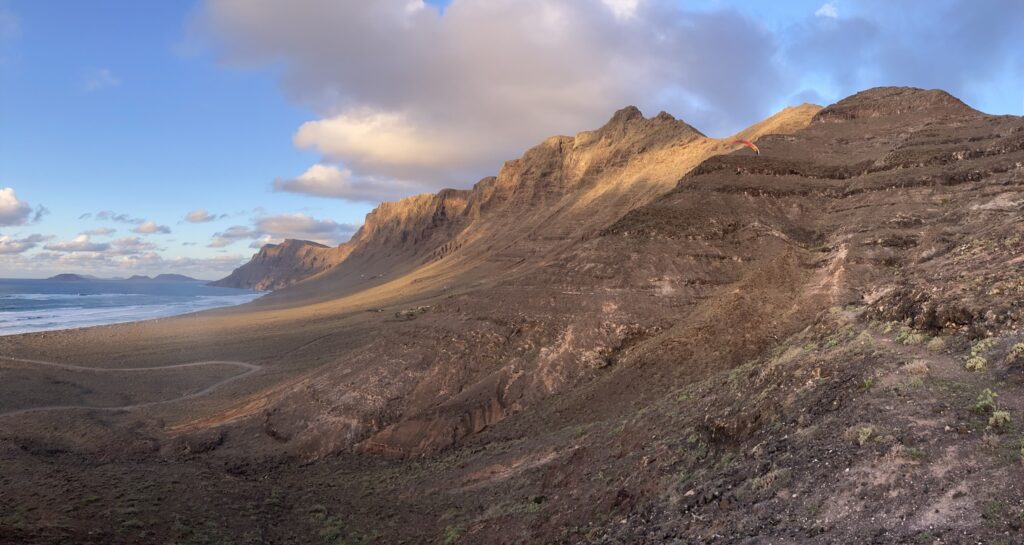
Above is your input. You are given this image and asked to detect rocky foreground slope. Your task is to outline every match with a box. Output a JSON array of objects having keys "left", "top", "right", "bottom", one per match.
[
  {"left": 2, "top": 88, "right": 1023, "bottom": 545},
  {"left": 197, "top": 87, "right": 1024, "bottom": 542}
]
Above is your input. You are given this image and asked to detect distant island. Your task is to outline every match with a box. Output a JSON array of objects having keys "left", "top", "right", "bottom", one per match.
[
  {"left": 45, "top": 273, "right": 201, "bottom": 282},
  {"left": 45, "top": 273, "right": 97, "bottom": 282}
]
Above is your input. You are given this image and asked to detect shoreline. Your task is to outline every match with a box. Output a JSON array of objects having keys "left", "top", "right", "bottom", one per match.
[{"left": 0, "top": 289, "right": 264, "bottom": 337}]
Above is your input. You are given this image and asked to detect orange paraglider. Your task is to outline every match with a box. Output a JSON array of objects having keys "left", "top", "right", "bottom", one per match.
[{"left": 731, "top": 139, "right": 760, "bottom": 156}]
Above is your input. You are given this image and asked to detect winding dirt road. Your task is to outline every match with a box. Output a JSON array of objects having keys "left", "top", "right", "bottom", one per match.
[{"left": 0, "top": 356, "right": 262, "bottom": 418}]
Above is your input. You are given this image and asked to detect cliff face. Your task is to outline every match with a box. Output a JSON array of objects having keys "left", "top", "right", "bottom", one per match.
[
  {"left": 245, "top": 105, "right": 817, "bottom": 302},
  {"left": 210, "top": 239, "right": 348, "bottom": 291}
]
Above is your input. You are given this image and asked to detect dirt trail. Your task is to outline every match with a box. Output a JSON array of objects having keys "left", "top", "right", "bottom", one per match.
[{"left": 0, "top": 356, "right": 262, "bottom": 418}]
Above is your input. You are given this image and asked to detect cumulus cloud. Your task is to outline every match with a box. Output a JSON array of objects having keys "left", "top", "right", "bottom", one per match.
[
  {"left": 209, "top": 213, "right": 357, "bottom": 247},
  {"left": 209, "top": 225, "right": 259, "bottom": 248},
  {"left": 197, "top": 0, "right": 1024, "bottom": 206},
  {"left": 44, "top": 235, "right": 111, "bottom": 253},
  {"left": 272, "top": 163, "right": 422, "bottom": 202},
  {"left": 815, "top": 2, "right": 838, "bottom": 18},
  {"left": 132, "top": 221, "right": 172, "bottom": 235},
  {"left": 256, "top": 213, "right": 356, "bottom": 243},
  {"left": 93, "top": 210, "right": 144, "bottom": 224},
  {"left": 2, "top": 250, "right": 249, "bottom": 280},
  {"left": 184, "top": 209, "right": 224, "bottom": 223},
  {"left": 110, "top": 236, "right": 159, "bottom": 254},
  {"left": 602, "top": 0, "right": 639, "bottom": 20},
  {"left": 0, "top": 187, "right": 33, "bottom": 226},
  {"left": 199, "top": 0, "right": 785, "bottom": 198},
  {"left": 82, "top": 227, "right": 116, "bottom": 236},
  {"left": 84, "top": 67, "right": 122, "bottom": 91},
  {"left": 0, "top": 234, "right": 49, "bottom": 255}
]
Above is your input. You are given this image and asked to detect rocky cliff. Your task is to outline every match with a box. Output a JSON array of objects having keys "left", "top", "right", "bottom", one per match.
[
  {"left": 234, "top": 104, "right": 819, "bottom": 301},
  {"left": 210, "top": 239, "right": 349, "bottom": 291}
]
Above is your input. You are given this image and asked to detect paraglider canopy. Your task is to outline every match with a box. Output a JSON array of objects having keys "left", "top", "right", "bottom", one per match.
[{"left": 731, "top": 139, "right": 760, "bottom": 156}]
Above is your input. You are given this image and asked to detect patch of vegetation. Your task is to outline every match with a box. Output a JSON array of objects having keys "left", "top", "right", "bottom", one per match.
[
  {"left": 966, "top": 355, "right": 987, "bottom": 371},
  {"left": 862, "top": 377, "right": 874, "bottom": 390},
  {"left": 902, "top": 446, "right": 926, "bottom": 461},
  {"left": 896, "top": 327, "right": 927, "bottom": 346},
  {"left": 442, "top": 525, "right": 461, "bottom": 545},
  {"left": 926, "top": 337, "right": 946, "bottom": 353},
  {"left": 750, "top": 468, "right": 792, "bottom": 495},
  {"left": 1010, "top": 342, "right": 1024, "bottom": 362},
  {"left": 966, "top": 338, "right": 998, "bottom": 371},
  {"left": 974, "top": 389, "right": 999, "bottom": 413},
  {"left": 857, "top": 426, "right": 874, "bottom": 446},
  {"left": 989, "top": 411, "right": 1012, "bottom": 432}
]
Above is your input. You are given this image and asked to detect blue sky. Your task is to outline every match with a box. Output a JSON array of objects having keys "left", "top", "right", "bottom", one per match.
[{"left": 1, "top": 0, "right": 1022, "bottom": 278}]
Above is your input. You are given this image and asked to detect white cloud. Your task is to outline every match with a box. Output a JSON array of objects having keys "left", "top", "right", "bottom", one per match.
[
  {"left": 84, "top": 68, "right": 121, "bottom": 91},
  {"left": 294, "top": 110, "right": 471, "bottom": 171},
  {"left": 110, "top": 236, "right": 159, "bottom": 254},
  {"left": 815, "top": 2, "right": 838, "bottom": 18},
  {"left": 0, "top": 187, "right": 33, "bottom": 226},
  {"left": 0, "top": 234, "right": 48, "bottom": 255},
  {"left": 132, "top": 221, "right": 172, "bottom": 235},
  {"left": 209, "top": 213, "right": 358, "bottom": 248},
  {"left": 184, "top": 209, "right": 221, "bottom": 223},
  {"left": 200, "top": 0, "right": 783, "bottom": 193},
  {"left": 209, "top": 225, "right": 259, "bottom": 248},
  {"left": 255, "top": 213, "right": 356, "bottom": 245},
  {"left": 43, "top": 235, "right": 111, "bottom": 253},
  {"left": 93, "top": 210, "right": 143, "bottom": 224},
  {"left": 82, "top": 227, "right": 116, "bottom": 236},
  {"left": 272, "top": 163, "right": 422, "bottom": 203},
  {"left": 602, "top": 0, "right": 640, "bottom": 20},
  {"left": 2, "top": 250, "right": 249, "bottom": 280}
]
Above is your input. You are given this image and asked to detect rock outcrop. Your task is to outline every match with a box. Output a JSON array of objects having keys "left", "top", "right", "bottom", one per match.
[{"left": 210, "top": 239, "right": 348, "bottom": 291}]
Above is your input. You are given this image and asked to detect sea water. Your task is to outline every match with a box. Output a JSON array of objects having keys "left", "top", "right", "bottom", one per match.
[{"left": 0, "top": 279, "right": 263, "bottom": 336}]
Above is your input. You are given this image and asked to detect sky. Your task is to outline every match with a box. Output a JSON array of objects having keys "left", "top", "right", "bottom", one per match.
[{"left": 1, "top": 0, "right": 1022, "bottom": 279}]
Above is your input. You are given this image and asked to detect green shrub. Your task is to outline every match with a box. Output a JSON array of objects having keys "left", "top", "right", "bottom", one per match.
[
  {"left": 442, "top": 525, "right": 461, "bottom": 545},
  {"left": 989, "top": 411, "right": 1011, "bottom": 431},
  {"left": 971, "top": 338, "right": 997, "bottom": 357},
  {"left": 966, "top": 355, "right": 987, "bottom": 371},
  {"left": 1010, "top": 342, "right": 1024, "bottom": 361},
  {"left": 896, "top": 328, "right": 927, "bottom": 345},
  {"left": 857, "top": 426, "right": 874, "bottom": 446},
  {"left": 975, "top": 389, "right": 999, "bottom": 413}
]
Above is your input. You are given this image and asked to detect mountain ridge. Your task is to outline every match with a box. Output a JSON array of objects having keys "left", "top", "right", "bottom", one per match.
[{"left": 218, "top": 103, "right": 820, "bottom": 295}]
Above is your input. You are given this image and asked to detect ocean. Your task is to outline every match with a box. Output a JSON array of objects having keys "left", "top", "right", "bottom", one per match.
[{"left": 0, "top": 278, "right": 263, "bottom": 336}]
